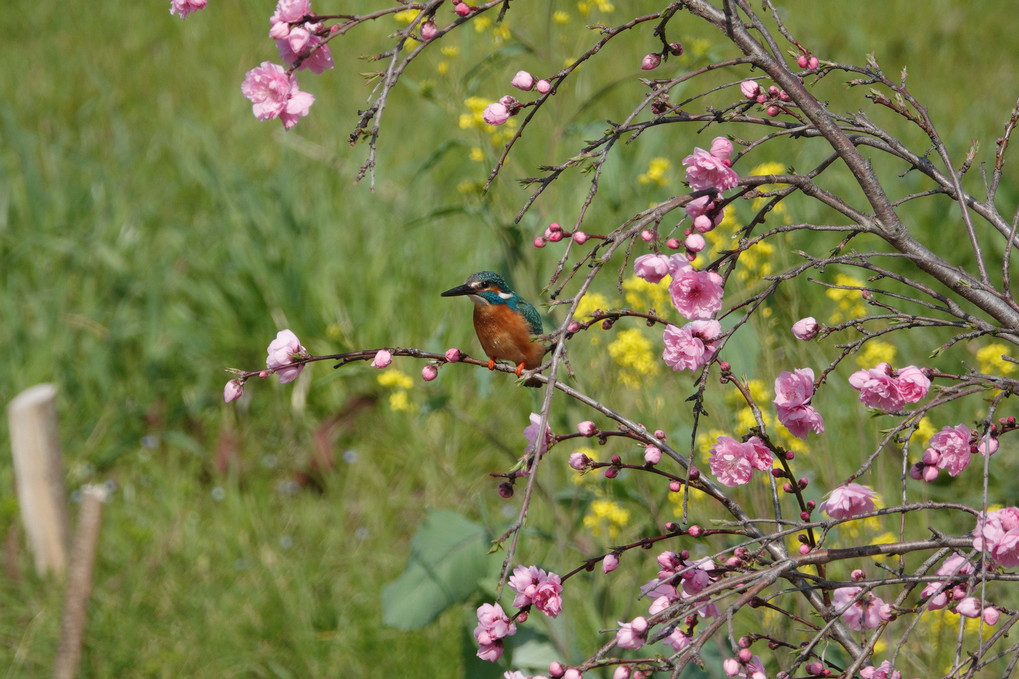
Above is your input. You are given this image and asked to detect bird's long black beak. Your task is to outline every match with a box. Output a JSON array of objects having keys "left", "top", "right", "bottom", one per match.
[{"left": 441, "top": 283, "right": 473, "bottom": 297}]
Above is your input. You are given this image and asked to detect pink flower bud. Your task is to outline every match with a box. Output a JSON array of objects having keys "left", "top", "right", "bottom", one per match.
[
  {"left": 563, "top": 669, "right": 582, "bottom": 679},
  {"left": 482, "top": 102, "right": 510, "bottom": 125},
  {"left": 569, "top": 452, "right": 591, "bottom": 470},
  {"left": 644, "top": 445, "right": 661, "bottom": 465},
  {"left": 687, "top": 524, "right": 702, "bottom": 537},
  {"left": 567, "top": 321, "right": 581, "bottom": 333},
  {"left": 454, "top": 2, "right": 470, "bottom": 16},
  {"left": 421, "top": 20, "right": 438, "bottom": 41},
  {"left": 956, "top": 597, "right": 982, "bottom": 618},
  {"left": 511, "top": 70, "right": 535, "bottom": 91},
  {"left": 641, "top": 54, "right": 661, "bottom": 70},
  {"left": 669, "top": 42, "right": 683, "bottom": 56},
  {"left": 808, "top": 56, "right": 819, "bottom": 70},
  {"left": 640, "top": 229, "right": 655, "bottom": 242},
  {"left": 738, "top": 648, "right": 753, "bottom": 663},
  {"left": 371, "top": 349, "right": 393, "bottom": 368},
  {"left": 709, "top": 136, "right": 734, "bottom": 161},
  {"left": 796, "top": 54, "right": 809, "bottom": 68},
  {"left": 613, "top": 666, "right": 631, "bottom": 679},
  {"left": 534, "top": 236, "right": 547, "bottom": 248},
  {"left": 851, "top": 569, "right": 865, "bottom": 580},
  {"left": 444, "top": 347, "right": 462, "bottom": 363},
  {"left": 549, "top": 661, "right": 566, "bottom": 677},
  {"left": 577, "top": 420, "right": 598, "bottom": 436},
  {"left": 224, "top": 379, "right": 244, "bottom": 403},
  {"left": 685, "top": 233, "right": 706, "bottom": 253},
  {"left": 740, "top": 80, "right": 761, "bottom": 99},
  {"left": 602, "top": 553, "right": 619, "bottom": 573},
  {"left": 573, "top": 231, "right": 588, "bottom": 244},
  {"left": 723, "top": 659, "right": 741, "bottom": 677},
  {"left": 766, "top": 105, "right": 780, "bottom": 116},
  {"left": 536, "top": 79, "right": 551, "bottom": 94},
  {"left": 666, "top": 237, "right": 681, "bottom": 249},
  {"left": 421, "top": 365, "right": 438, "bottom": 381},
  {"left": 548, "top": 230, "right": 564, "bottom": 242},
  {"left": 669, "top": 480, "right": 681, "bottom": 492},
  {"left": 791, "top": 316, "right": 819, "bottom": 340},
  {"left": 778, "top": 89, "right": 791, "bottom": 102},
  {"left": 258, "top": 370, "right": 270, "bottom": 379},
  {"left": 923, "top": 465, "right": 940, "bottom": 482},
  {"left": 798, "top": 544, "right": 811, "bottom": 554},
  {"left": 984, "top": 606, "right": 1000, "bottom": 625}
]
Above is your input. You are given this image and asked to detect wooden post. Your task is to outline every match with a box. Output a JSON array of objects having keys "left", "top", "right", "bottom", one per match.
[
  {"left": 53, "top": 485, "right": 107, "bottom": 679},
  {"left": 7, "top": 383, "right": 70, "bottom": 577}
]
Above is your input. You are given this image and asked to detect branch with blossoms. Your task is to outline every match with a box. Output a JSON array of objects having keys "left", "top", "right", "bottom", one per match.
[{"left": 173, "top": 1, "right": 1019, "bottom": 677}]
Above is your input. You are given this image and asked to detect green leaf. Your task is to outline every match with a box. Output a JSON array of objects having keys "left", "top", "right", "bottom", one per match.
[{"left": 381, "top": 510, "right": 492, "bottom": 630}]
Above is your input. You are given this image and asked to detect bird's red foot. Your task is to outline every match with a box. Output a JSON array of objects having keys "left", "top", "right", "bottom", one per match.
[
  {"left": 487, "top": 357, "right": 496, "bottom": 371},
  {"left": 515, "top": 363, "right": 525, "bottom": 377}
]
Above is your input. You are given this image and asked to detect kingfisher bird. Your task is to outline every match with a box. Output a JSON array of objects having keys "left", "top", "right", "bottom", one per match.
[{"left": 441, "top": 271, "right": 545, "bottom": 379}]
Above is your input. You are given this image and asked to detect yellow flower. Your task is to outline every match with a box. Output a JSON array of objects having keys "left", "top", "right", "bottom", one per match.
[
  {"left": 553, "top": 11, "right": 570, "bottom": 23},
  {"left": 638, "top": 157, "right": 671, "bottom": 186},
  {"left": 977, "top": 342, "right": 1016, "bottom": 375},
  {"left": 856, "top": 340, "right": 897, "bottom": 368},
  {"left": 914, "top": 416, "right": 936, "bottom": 443},
  {"left": 583, "top": 499, "right": 630, "bottom": 539},
  {"left": 825, "top": 273, "right": 867, "bottom": 323},
  {"left": 393, "top": 9, "right": 420, "bottom": 24},
  {"left": 378, "top": 369, "right": 414, "bottom": 390},
  {"left": 575, "top": 292, "right": 612, "bottom": 320},
  {"left": 469, "top": 146, "right": 484, "bottom": 163},
  {"left": 473, "top": 16, "right": 491, "bottom": 32},
  {"left": 623, "top": 276, "right": 671, "bottom": 312},
  {"left": 437, "top": 62, "right": 449, "bottom": 76},
  {"left": 608, "top": 328, "right": 660, "bottom": 388},
  {"left": 440, "top": 46, "right": 460, "bottom": 58},
  {"left": 388, "top": 390, "right": 411, "bottom": 411}
]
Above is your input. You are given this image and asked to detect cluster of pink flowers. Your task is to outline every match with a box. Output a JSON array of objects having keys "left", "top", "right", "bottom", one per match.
[
  {"left": 909, "top": 423, "right": 998, "bottom": 481},
  {"left": 973, "top": 506, "right": 1019, "bottom": 567},
  {"left": 508, "top": 565, "right": 564, "bottom": 617},
  {"left": 722, "top": 651, "right": 767, "bottom": 679},
  {"left": 533, "top": 221, "right": 588, "bottom": 248},
  {"left": 860, "top": 661, "right": 901, "bottom": 679},
  {"left": 738, "top": 80, "right": 792, "bottom": 117},
  {"left": 707, "top": 435, "right": 772, "bottom": 486},
  {"left": 169, "top": 0, "right": 207, "bottom": 20},
  {"left": 772, "top": 368, "right": 824, "bottom": 439},
  {"left": 819, "top": 482, "right": 879, "bottom": 520},
  {"left": 682, "top": 137, "right": 738, "bottom": 192},
  {"left": 482, "top": 70, "right": 552, "bottom": 126},
  {"left": 832, "top": 585, "right": 894, "bottom": 631},
  {"left": 662, "top": 319, "right": 722, "bottom": 372},
  {"left": 474, "top": 602, "right": 516, "bottom": 662},
  {"left": 848, "top": 363, "right": 930, "bottom": 411},
  {"left": 270, "top": 0, "right": 335, "bottom": 74},
  {"left": 918, "top": 552, "right": 998, "bottom": 623},
  {"left": 475, "top": 564, "right": 563, "bottom": 662},
  {"left": 241, "top": 62, "right": 316, "bottom": 130}
]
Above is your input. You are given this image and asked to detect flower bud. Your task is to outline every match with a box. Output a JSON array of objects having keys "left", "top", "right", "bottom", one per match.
[
  {"left": 791, "top": 316, "right": 819, "bottom": 340},
  {"left": 602, "top": 553, "right": 619, "bottom": 573},
  {"left": 223, "top": 379, "right": 244, "bottom": 403},
  {"left": 740, "top": 80, "right": 761, "bottom": 99},
  {"left": 421, "top": 365, "right": 438, "bottom": 381},
  {"left": 641, "top": 53, "right": 661, "bottom": 70},
  {"left": 420, "top": 20, "right": 438, "bottom": 41},
  {"left": 511, "top": 70, "right": 535, "bottom": 91},
  {"left": 536, "top": 79, "right": 551, "bottom": 94},
  {"left": 444, "top": 347, "right": 462, "bottom": 363},
  {"left": 482, "top": 102, "right": 510, "bottom": 125}
]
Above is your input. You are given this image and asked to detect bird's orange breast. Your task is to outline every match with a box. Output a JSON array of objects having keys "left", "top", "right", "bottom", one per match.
[{"left": 473, "top": 304, "right": 545, "bottom": 369}]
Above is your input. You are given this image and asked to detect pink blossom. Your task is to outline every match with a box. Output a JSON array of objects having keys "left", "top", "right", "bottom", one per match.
[
  {"left": 662, "top": 319, "right": 722, "bottom": 371},
  {"left": 568, "top": 452, "right": 591, "bottom": 470},
  {"left": 668, "top": 265, "right": 724, "bottom": 320},
  {"left": 511, "top": 71, "right": 535, "bottom": 90},
  {"left": 223, "top": 379, "right": 244, "bottom": 403},
  {"left": 615, "top": 617, "right": 648, "bottom": 649},
  {"left": 685, "top": 195, "right": 723, "bottom": 233},
  {"left": 723, "top": 654, "right": 766, "bottom": 679},
  {"left": 973, "top": 506, "right": 1019, "bottom": 567},
  {"left": 524, "top": 413, "right": 552, "bottom": 456},
  {"left": 833, "top": 586, "right": 894, "bottom": 630},
  {"left": 819, "top": 483, "right": 880, "bottom": 520},
  {"left": 773, "top": 368, "right": 815, "bottom": 408},
  {"left": 633, "top": 253, "right": 672, "bottom": 284},
  {"left": 474, "top": 602, "right": 516, "bottom": 662},
  {"left": 848, "top": 363, "right": 904, "bottom": 411},
  {"left": 509, "top": 564, "right": 542, "bottom": 607},
  {"left": 482, "top": 102, "right": 510, "bottom": 125},
  {"left": 860, "top": 661, "right": 901, "bottom": 679},
  {"left": 421, "top": 365, "right": 438, "bottom": 381},
  {"left": 984, "top": 606, "right": 1001, "bottom": 625},
  {"left": 276, "top": 35, "right": 334, "bottom": 74},
  {"left": 682, "top": 147, "right": 739, "bottom": 191},
  {"left": 739, "top": 80, "right": 761, "bottom": 99},
  {"left": 265, "top": 329, "right": 307, "bottom": 384},
  {"left": 536, "top": 79, "right": 551, "bottom": 94},
  {"left": 709, "top": 136, "right": 734, "bottom": 162},
  {"left": 420, "top": 20, "right": 438, "bottom": 40},
  {"left": 241, "top": 62, "right": 315, "bottom": 129},
  {"left": 927, "top": 424, "right": 972, "bottom": 477},
  {"left": 663, "top": 628, "right": 692, "bottom": 652},
  {"left": 776, "top": 404, "right": 825, "bottom": 439},
  {"left": 444, "top": 347, "right": 462, "bottom": 363},
  {"left": 577, "top": 420, "right": 598, "bottom": 436},
  {"left": 602, "top": 553, "right": 619, "bottom": 573},
  {"left": 708, "top": 435, "right": 756, "bottom": 486},
  {"left": 955, "top": 597, "right": 983, "bottom": 618},
  {"left": 894, "top": 365, "right": 930, "bottom": 403},
  {"left": 640, "top": 54, "right": 661, "bottom": 70},
  {"left": 921, "top": 553, "right": 974, "bottom": 607},
  {"left": 271, "top": 0, "right": 310, "bottom": 23},
  {"left": 371, "top": 350, "right": 392, "bottom": 369},
  {"left": 532, "top": 572, "right": 563, "bottom": 617},
  {"left": 685, "top": 233, "right": 706, "bottom": 253},
  {"left": 644, "top": 445, "right": 661, "bottom": 465},
  {"left": 454, "top": 2, "right": 471, "bottom": 16},
  {"left": 169, "top": 0, "right": 207, "bottom": 19},
  {"left": 791, "top": 316, "right": 819, "bottom": 340}
]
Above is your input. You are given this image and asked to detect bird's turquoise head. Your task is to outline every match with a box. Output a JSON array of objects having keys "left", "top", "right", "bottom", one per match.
[{"left": 441, "top": 271, "right": 542, "bottom": 334}]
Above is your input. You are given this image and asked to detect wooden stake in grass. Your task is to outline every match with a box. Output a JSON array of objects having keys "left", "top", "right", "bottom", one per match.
[
  {"left": 7, "top": 383, "right": 70, "bottom": 577},
  {"left": 54, "top": 484, "right": 107, "bottom": 679}
]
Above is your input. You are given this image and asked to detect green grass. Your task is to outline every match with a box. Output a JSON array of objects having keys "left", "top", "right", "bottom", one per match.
[{"left": 2, "top": 1, "right": 1019, "bottom": 677}]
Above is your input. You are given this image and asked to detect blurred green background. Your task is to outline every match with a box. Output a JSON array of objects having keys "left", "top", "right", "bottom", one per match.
[{"left": 3, "top": 1, "right": 1019, "bottom": 677}]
